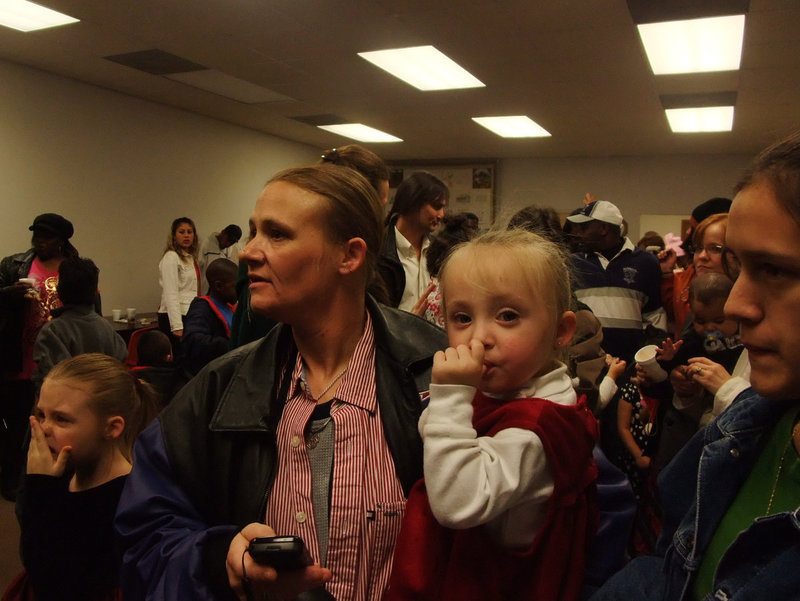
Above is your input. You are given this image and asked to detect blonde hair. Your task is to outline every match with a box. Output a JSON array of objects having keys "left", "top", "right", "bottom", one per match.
[
  {"left": 440, "top": 228, "right": 573, "bottom": 323},
  {"left": 46, "top": 354, "right": 159, "bottom": 461}
]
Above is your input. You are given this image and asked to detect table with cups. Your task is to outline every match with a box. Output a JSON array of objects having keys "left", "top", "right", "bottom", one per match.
[{"left": 105, "top": 309, "right": 158, "bottom": 343}]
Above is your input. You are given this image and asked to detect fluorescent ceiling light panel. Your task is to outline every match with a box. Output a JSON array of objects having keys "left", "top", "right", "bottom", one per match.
[
  {"left": 0, "top": 0, "right": 79, "bottom": 31},
  {"left": 166, "top": 70, "right": 291, "bottom": 103},
  {"left": 472, "top": 116, "right": 551, "bottom": 138},
  {"left": 318, "top": 124, "right": 402, "bottom": 143},
  {"left": 358, "top": 45, "right": 485, "bottom": 91},
  {"left": 638, "top": 14, "right": 745, "bottom": 74},
  {"left": 665, "top": 106, "right": 734, "bottom": 132}
]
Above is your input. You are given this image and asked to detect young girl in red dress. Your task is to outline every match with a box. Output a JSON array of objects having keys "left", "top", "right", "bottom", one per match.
[{"left": 386, "top": 229, "right": 599, "bottom": 601}]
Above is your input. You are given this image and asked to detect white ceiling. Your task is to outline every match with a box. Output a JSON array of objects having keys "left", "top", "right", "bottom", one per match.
[{"left": 1, "top": 0, "right": 798, "bottom": 161}]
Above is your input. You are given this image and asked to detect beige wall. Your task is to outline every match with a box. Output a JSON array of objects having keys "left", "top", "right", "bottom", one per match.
[
  {"left": 497, "top": 154, "right": 750, "bottom": 241},
  {"left": 2, "top": 58, "right": 755, "bottom": 314},
  {"left": 1, "top": 59, "right": 317, "bottom": 313}
]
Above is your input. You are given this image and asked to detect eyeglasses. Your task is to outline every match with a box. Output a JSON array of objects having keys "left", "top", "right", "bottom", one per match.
[
  {"left": 722, "top": 247, "right": 741, "bottom": 281},
  {"left": 696, "top": 243, "right": 725, "bottom": 256}
]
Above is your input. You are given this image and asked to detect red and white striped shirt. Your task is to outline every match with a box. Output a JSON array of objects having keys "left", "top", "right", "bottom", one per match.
[{"left": 265, "top": 312, "right": 407, "bottom": 601}]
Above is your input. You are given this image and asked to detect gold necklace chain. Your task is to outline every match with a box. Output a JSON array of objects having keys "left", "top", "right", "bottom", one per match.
[
  {"left": 307, "top": 366, "right": 348, "bottom": 402},
  {"left": 302, "top": 365, "right": 348, "bottom": 450},
  {"left": 766, "top": 420, "right": 800, "bottom": 514}
]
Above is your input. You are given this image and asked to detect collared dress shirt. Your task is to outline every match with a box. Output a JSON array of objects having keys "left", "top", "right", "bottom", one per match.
[
  {"left": 394, "top": 227, "right": 431, "bottom": 312},
  {"left": 265, "top": 311, "right": 407, "bottom": 601}
]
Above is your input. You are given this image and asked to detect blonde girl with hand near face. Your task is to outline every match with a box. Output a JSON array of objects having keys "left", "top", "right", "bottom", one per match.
[
  {"left": 6, "top": 354, "right": 158, "bottom": 601},
  {"left": 386, "top": 229, "right": 599, "bottom": 601}
]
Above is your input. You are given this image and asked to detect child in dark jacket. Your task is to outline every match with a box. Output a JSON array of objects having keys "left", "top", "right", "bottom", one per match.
[
  {"left": 182, "top": 258, "right": 238, "bottom": 376},
  {"left": 130, "top": 329, "right": 185, "bottom": 409},
  {"left": 649, "top": 272, "right": 744, "bottom": 471},
  {"left": 32, "top": 257, "right": 127, "bottom": 393}
]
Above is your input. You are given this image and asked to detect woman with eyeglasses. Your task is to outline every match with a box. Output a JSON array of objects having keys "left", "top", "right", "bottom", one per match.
[
  {"left": 662, "top": 213, "right": 729, "bottom": 339},
  {"left": 691, "top": 214, "right": 728, "bottom": 276}
]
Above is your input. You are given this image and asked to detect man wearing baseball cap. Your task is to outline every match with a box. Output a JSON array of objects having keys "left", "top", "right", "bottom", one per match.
[{"left": 568, "top": 200, "right": 667, "bottom": 363}]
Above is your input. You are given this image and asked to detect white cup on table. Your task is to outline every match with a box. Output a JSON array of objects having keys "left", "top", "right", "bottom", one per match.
[
  {"left": 126, "top": 308, "right": 137, "bottom": 321},
  {"left": 112, "top": 309, "right": 122, "bottom": 321}
]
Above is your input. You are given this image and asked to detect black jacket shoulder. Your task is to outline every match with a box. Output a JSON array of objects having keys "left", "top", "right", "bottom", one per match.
[
  {"left": 377, "top": 220, "right": 405, "bottom": 308},
  {"left": 158, "top": 298, "right": 447, "bottom": 525}
]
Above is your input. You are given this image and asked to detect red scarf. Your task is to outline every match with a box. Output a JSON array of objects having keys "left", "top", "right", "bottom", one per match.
[{"left": 198, "top": 296, "right": 236, "bottom": 338}]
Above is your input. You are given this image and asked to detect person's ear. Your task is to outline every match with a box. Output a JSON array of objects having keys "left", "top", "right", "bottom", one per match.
[
  {"left": 339, "top": 237, "right": 367, "bottom": 275},
  {"left": 104, "top": 416, "right": 126, "bottom": 441},
  {"left": 554, "top": 310, "right": 577, "bottom": 350}
]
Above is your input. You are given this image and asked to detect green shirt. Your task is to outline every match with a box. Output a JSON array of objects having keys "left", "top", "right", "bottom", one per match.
[{"left": 693, "top": 406, "right": 800, "bottom": 600}]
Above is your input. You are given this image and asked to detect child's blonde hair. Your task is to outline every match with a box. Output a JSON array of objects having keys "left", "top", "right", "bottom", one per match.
[
  {"left": 439, "top": 228, "right": 573, "bottom": 322},
  {"left": 46, "top": 354, "right": 159, "bottom": 461}
]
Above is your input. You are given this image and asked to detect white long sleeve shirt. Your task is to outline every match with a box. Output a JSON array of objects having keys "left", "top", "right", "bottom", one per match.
[
  {"left": 419, "top": 362, "right": 577, "bottom": 549},
  {"left": 710, "top": 348, "right": 751, "bottom": 423},
  {"left": 157, "top": 250, "right": 198, "bottom": 331}
]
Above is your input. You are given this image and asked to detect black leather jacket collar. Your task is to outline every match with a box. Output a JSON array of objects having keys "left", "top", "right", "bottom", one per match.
[
  {"left": 377, "top": 217, "right": 405, "bottom": 308},
  {"left": 160, "top": 296, "right": 447, "bottom": 526}
]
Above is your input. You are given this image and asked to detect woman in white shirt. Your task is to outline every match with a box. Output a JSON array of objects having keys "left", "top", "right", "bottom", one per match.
[{"left": 158, "top": 217, "right": 200, "bottom": 340}]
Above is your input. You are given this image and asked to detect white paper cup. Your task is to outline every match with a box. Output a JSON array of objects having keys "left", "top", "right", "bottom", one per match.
[
  {"left": 634, "top": 344, "right": 668, "bottom": 382},
  {"left": 19, "top": 278, "right": 37, "bottom": 298},
  {"left": 126, "top": 308, "right": 137, "bottom": 321},
  {"left": 112, "top": 309, "right": 122, "bottom": 321}
]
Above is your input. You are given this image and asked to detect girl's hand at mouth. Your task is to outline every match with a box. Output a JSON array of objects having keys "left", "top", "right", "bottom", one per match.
[
  {"left": 27, "top": 415, "right": 71, "bottom": 477},
  {"left": 432, "top": 339, "right": 485, "bottom": 388}
]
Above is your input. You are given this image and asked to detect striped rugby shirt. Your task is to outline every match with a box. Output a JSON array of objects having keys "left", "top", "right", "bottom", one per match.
[{"left": 571, "top": 238, "right": 667, "bottom": 362}]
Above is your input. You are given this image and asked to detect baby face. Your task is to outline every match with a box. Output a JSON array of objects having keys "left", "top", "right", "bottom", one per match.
[
  {"left": 441, "top": 249, "right": 570, "bottom": 396},
  {"left": 691, "top": 297, "right": 739, "bottom": 338}
]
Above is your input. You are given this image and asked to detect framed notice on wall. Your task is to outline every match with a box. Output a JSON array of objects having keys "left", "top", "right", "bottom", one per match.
[{"left": 387, "top": 162, "right": 497, "bottom": 229}]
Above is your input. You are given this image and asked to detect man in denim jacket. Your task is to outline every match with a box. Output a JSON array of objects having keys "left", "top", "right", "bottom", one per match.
[{"left": 592, "top": 133, "right": 800, "bottom": 601}]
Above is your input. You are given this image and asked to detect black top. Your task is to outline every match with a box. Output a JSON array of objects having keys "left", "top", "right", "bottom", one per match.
[
  {"left": 21, "top": 473, "right": 127, "bottom": 601},
  {"left": 660, "top": 329, "right": 744, "bottom": 374}
]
